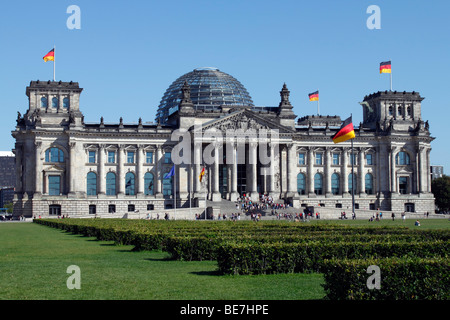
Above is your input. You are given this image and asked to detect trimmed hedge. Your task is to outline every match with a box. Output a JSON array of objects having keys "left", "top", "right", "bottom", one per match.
[
  {"left": 216, "top": 240, "right": 449, "bottom": 275},
  {"left": 321, "top": 257, "right": 450, "bottom": 300},
  {"left": 34, "top": 218, "right": 449, "bottom": 299}
]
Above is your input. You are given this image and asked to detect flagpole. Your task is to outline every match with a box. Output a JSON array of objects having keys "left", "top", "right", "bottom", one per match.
[
  {"left": 53, "top": 45, "right": 56, "bottom": 81},
  {"left": 351, "top": 114, "right": 355, "bottom": 217},
  {"left": 317, "top": 89, "right": 320, "bottom": 115}
]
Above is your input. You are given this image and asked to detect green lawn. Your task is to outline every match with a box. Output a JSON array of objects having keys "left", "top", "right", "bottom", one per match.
[{"left": 0, "top": 222, "right": 324, "bottom": 300}]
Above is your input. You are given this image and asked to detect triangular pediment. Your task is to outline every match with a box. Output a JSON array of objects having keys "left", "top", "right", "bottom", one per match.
[
  {"left": 193, "top": 109, "right": 295, "bottom": 134},
  {"left": 45, "top": 164, "right": 65, "bottom": 172}
]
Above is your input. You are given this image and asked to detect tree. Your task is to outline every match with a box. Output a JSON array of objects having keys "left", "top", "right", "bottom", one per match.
[{"left": 431, "top": 175, "right": 450, "bottom": 213}]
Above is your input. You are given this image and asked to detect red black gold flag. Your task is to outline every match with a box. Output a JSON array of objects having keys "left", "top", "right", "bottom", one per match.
[
  {"left": 308, "top": 91, "right": 319, "bottom": 101},
  {"left": 199, "top": 167, "right": 205, "bottom": 182},
  {"left": 43, "top": 49, "right": 55, "bottom": 62},
  {"left": 332, "top": 116, "right": 355, "bottom": 143},
  {"left": 379, "top": 61, "right": 391, "bottom": 74}
]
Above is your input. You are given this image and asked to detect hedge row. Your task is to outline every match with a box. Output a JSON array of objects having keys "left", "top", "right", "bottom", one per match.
[
  {"left": 215, "top": 240, "right": 449, "bottom": 275},
  {"left": 321, "top": 257, "right": 450, "bottom": 300},
  {"left": 34, "top": 218, "right": 449, "bottom": 299}
]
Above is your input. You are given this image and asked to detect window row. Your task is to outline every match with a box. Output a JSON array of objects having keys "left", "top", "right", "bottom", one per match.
[
  {"left": 87, "top": 172, "right": 173, "bottom": 196},
  {"left": 298, "top": 152, "right": 374, "bottom": 166},
  {"left": 41, "top": 96, "right": 70, "bottom": 109},
  {"left": 87, "top": 151, "right": 172, "bottom": 165},
  {"left": 296, "top": 172, "right": 374, "bottom": 195}
]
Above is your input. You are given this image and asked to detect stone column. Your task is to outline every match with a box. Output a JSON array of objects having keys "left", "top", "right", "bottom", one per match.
[
  {"left": 230, "top": 141, "right": 239, "bottom": 201},
  {"left": 212, "top": 143, "right": 221, "bottom": 201},
  {"left": 359, "top": 148, "right": 365, "bottom": 195},
  {"left": 249, "top": 141, "right": 258, "bottom": 199},
  {"left": 98, "top": 145, "right": 106, "bottom": 195},
  {"left": 307, "top": 147, "right": 314, "bottom": 195},
  {"left": 118, "top": 145, "right": 125, "bottom": 195},
  {"left": 34, "top": 141, "right": 43, "bottom": 196},
  {"left": 342, "top": 147, "right": 349, "bottom": 194},
  {"left": 286, "top": 143, "right": 297, "bottom": 197},
  {"left": 193, "top": 142, "right": 202, "bottom": 195},
  {"left": 68, "top": 142, "right": 76, "bottom": 197},
  {"left": 417, "top": 146, "right": 425, "bottom": 193},
  {"left": 155, "top": 145, "right": 163, "bottom": 197},
  {"left": 325, "top": 147, "right": 332, "bottom": 196},
  {"left": 390, "top": 146, "right": 397, "bottom": 194},
  {"left": 136, "top": 145, "right": 144, "bottom": 196}
]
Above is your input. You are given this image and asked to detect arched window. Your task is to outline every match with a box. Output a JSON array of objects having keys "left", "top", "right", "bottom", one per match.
[
  {"left": 407, "top": 106, "right": 412, "bottom": 116},
  {"left": 331, "top": 173, "right": 340, "bottom": 195},
  {"left": 45, "top": 147, "right": 64, "bottom": 162},
  {"left": 314, "top": 173, "right": 323, "bottom": 195},
  {"left": 52, "top": 97, "right": 59, "bottom": 109},
  {"left": 163, "top": 172, "right": 173, "bottom": 196},
  {"left": 63, "top": 97, "right": 70, "bottom": 109},
  {"left": 396, "top": 151, "right": 410, "bottom": 165},
  {"left": 86, "top": 172, "right": 97, "bottom": 196},
  {"left": 106, "top": 172, "right": 116, "bottom": 196},
  {"left": 348, "top": 173, "right": 357, "bottom": 193},
  {"left": 365, "top": 173, "right": 373, "bottom": 195},
  {"left": 41, "top": 96, "right": 48, "bottom": 108},
  {"left": 125, "top": 172, "right": 135, "bottom": 195},
  {"left": 398, "top": 106, "right": 402, "bottom": 116},
  {"left": 297, "top": 173, "right": 306, "bottom": 195},
  {"left": 388, "top": 106, "right": 393, "bottom": 116},
  {"left": 144, "top": 172, "right": 154, "bottom": 195}
]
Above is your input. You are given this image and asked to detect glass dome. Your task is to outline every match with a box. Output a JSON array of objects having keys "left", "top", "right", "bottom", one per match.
[{"left": 156, "top": 67, "right": 254, "bottom": 123}]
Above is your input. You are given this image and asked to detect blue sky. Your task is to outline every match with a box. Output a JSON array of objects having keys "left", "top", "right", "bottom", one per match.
[{"left": 0, "top": 0, "right": 449, "bottom": 173}]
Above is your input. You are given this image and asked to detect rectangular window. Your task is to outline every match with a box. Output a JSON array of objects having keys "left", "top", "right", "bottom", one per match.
[
  {"left": 49, "top": 204, "right": 61, "bottom": 215},
  {"left": 108, "top": 151, "right": 116, "bottom": 163},
  {"left": 366, "top": 154, "right": 373, "bottom": 165},
  {"left": 164, "top": 152, "right": 172, "bottom": 164},
  {"left": 88, "top": 151, "right": 96, "bottom": 163},
  {"left": 298, "top": 153, "right": 305, "bottom": 165},
  {"left": 146, "top": 151, "right": 153, "bottom": 164},
  {"left": 399, "top": 177, "right": 408, "bottom": 194},
  {"left": 127, "top": 151, "right": 135, "bottom": 163},
  {"left": 108, "top": 204, "right": 116, "bottom": 213},
  {"left": 315, "top": 153, "right": 323, "bottom": 165},
  {"left": 332, "top": 153, "right": 340, "bottom": 165},
  {"left": 89, "top": 205, "right": 96, "bottom": 214},
  {"left": 147, "top": 204, "right": 154, "bottom": 211},
  {"left": 48, "top": 176, "right": 61, "bottom": 195},
  {"left": 128, "top": 204, "right": 135, "bottom": 212}
]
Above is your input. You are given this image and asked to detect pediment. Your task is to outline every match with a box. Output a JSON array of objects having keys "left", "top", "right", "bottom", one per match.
[
  {"left": 396, "top": 166, "right": 413, "bottom": 174},
  {"left": 193, "top": 109, "right": 295, "bottom": 135},
  {"left": 44, "top": 164, "right": 65, "bottom": 172}
]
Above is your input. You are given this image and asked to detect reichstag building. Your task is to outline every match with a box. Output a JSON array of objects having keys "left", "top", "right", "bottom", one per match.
[{"left": 12, "top": 67, "right": 435, "bottom": 218}]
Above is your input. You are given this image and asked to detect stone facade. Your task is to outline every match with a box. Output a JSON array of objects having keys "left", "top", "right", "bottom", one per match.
[{"left": 12, "top": 79, "right": 435, "bottom": 218}]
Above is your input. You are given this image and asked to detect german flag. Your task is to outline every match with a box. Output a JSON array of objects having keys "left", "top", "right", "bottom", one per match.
[
  {"left": 308, "top": 91, "right": 319, "bottom": 101},
  {"left": 332, "top": 116, "right": 355, "bottom": 144},
  {"left": 380, "top": 61, "right": 391, "bottom": 73},
  {"left": 199, "top": 167, "right": 205, "bottom": 182},
  {"left": 43, "top": 49, "right": 55, "bottom": 62}
]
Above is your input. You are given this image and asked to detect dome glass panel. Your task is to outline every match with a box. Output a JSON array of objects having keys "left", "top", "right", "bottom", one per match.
[{"left": 156, "top": 67, "right": 254, "bottom": 123}]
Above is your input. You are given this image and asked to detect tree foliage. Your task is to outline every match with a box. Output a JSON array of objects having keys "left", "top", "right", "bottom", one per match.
[{"left": 431, "top": 175, "right": 450, "bottom": 212}]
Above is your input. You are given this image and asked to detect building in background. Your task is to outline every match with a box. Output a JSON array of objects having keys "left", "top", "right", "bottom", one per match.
[
  {"left": 430, "top": 165, "right": 444, "bottom": 180},
  {"left": 12, "top": 69, "right": 435, "bottom": 218}
]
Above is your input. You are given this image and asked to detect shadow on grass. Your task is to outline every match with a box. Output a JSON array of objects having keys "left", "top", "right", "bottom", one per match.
[{"left": 190, "top": 270, "right": 222, "bottom": 276}]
